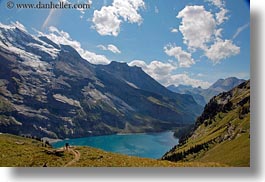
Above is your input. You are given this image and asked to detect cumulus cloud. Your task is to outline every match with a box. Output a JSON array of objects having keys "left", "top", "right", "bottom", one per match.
[
  {"left": 129, "top": 60, "right": 176, "bottom": 80},
  {"left": 167, "top": 73, "right": 211, "bottom": 88},
  {"left": 92, "top": 0, "right": 145, "bottom": 36},
  {"left": 172, "top": 3, "right": 240, "bottom": 64},
  {"left": 214, "top": 28, "right": 223, "bottom": 38},
  {"left": 206, "top": 0, "right": 228, "bottom": 25},
  {"left": 97, "top": 44, "right": 121, "bottom": 54},
  {"left": 177, "top": 5, "right": 216, "bottom": 50},
  {"left": 206, "top": 0, "right": 224, "bottom": 8},
  {"left": 164, "top": 45, "right": 195, "bottom": 68},
  {"left": 128, "top": 60, "right": 210, "bottom": 88},
  {"left": 215, "top": 8, "right": 228, "bottom": 25},
  {"left": 113, "top": 0, "right": 145, "bottom": 23},
  {"left": 205, "top": 39, "right": 240, "bottom": 63},
  {"left": 129, "top": 60, "right": 177, "bottom": 84},
  {"left": 41, "top": 26, "right": 110, "bottom": 65},
  {"left": 92, "top": 6, "right": 121, "bottom": 36}
]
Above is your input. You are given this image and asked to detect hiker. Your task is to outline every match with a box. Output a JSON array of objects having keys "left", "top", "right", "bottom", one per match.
[{"left": 65, "top": 142, "right": 70, "bottom": 150}]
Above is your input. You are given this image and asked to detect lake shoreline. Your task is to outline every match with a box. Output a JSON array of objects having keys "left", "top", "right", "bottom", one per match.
[
  {"left": 51, "top": 131, "right": 179, "bottom": 159},
  {"left": 46, "top": 129, "right": 178, "bottom": 143}
]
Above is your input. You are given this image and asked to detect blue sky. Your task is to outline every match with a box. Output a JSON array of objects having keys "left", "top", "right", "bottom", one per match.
[{"left": 0, "top": 0, "right": 250, "bottom": 88}]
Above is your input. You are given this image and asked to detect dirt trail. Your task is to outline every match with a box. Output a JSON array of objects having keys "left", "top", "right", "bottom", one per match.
[{"left": 64, "top": 147, "right": 80, "bottom": 167}]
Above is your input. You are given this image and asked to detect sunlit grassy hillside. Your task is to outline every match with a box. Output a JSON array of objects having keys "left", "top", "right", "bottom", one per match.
[
  {"left": 0, "top": 133, "right": 226, "bottom": 167},
  {"left": 162, "top": 81, "right": 250, "bottom": 167}
]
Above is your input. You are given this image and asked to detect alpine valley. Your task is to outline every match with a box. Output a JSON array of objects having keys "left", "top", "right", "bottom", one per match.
[
  {"left": 0, "top": 23, "right": 203, "bottom": 139},
  {"left": 0, "top": 0, "right": 251, "bottom": 168}
]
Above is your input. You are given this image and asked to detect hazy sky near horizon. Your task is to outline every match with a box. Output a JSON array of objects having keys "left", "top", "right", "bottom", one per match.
[{"left": 0, "top": 0, "right": 250, "bottom": 88}]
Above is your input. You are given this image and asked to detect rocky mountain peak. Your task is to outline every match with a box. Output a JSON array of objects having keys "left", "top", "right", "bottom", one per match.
[{"left": 209, "top": 77, "right": 246, "bottom": 90}]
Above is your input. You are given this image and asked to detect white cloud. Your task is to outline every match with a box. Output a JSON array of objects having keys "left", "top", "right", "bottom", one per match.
[
  {"left": 233, "top": 23, "right": 249, "bottom": 40},
  {"left": 97, "top": 44, "right": 121, "bottom": 54},
  {"left": 80, "top": 51, "right": 110, "bottom": 65},
  {"left": 79, "top": 8, "right": 85, "bottom": 19},
  {"left": 92, "top": 0, "right": 145, "bottom": 36},
  {"left": 177, "top": 5, "right": 216, "bottom": 50},
  {"left": 215, "top": 8, "right": 228, "bottom": 25},
  {"left": 97, "top": 45, "right": 107, "bottom": 50},
  {"left": 206, "top": 0, "right": 229, "bottom": 25},
  {"left": 128, "top": 60, "right": 210, "bottom": 88},
  {"left": 107, "top": 44, "right": 121, "bottom": 54},
  {"left": 171, "top": 4, "right": 240, "bottom": 64},
  {"left": 41, "top": 26, "right": 110, "bottom": 65},
  {"left": 205, "top": 0, "right": 224, "bottom": 8},
  {"left": 170, "top": 28, "right": 178, "bottom": 33},
  {"left": 129, "top": 60, "right": 176, "bottom": 77},
  {"left": 214, "top": 28, "right": 223, "bottom": 38},
  {"left": 92, "top": 6, "right": 121, "bottom": 36},
  {"left": 205, "top": 39, "right": 240, "bottom": 63},
  {"left": 164, "top": 45, "right": 195, "bottom": 68},
  {"left": 168, "top": 73, "right": 211, "bottom": 88},
  {"left": 113, "top": 0, "right": 145, "bottom": 23},
  {"left": 129, "top": 60, "right": 177, "bottom": 84},
  {"left": 155, "top": 6, "right": 159, "bottom": 14}
]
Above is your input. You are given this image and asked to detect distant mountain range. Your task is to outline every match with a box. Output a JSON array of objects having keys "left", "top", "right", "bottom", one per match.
[
  {"left": 163, "top": 80, "right": 250, "bottom": 166},
  {"left": 0, "top": 23, "right": 203, "bottom": 139},
  {"left": 167, "top": 77, "right": 246, "bottom": 106}
]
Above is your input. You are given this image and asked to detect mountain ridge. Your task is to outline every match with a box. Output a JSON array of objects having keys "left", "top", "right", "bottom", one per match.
[
  {"left": 0, "top": 22, "right": 202, "bottom": 139},
  {"left": 167, "top": 77, "right": 246, "bottom": 106},
  {"left": 162, "top": 80, "right": 250, "bottom": 167}
]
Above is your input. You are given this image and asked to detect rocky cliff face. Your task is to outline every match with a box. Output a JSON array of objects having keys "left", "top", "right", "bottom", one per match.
[
  {"left": 162, "top": 80, "right": 250, "bottom": 166},
  {"left": 0, "top": 23, "right": 203, "bottom": 139}
]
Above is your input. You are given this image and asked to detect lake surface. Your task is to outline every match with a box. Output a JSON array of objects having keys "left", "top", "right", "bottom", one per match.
[{"left": 52, "top": 131, "right": 178, "bottom": 159}]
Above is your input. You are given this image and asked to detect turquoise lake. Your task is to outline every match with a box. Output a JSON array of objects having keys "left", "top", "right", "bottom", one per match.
[{"left": 52, "top": 131, "right": 179, "bottom": 159}]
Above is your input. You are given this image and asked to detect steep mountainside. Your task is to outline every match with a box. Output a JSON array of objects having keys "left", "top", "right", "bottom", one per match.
[
  {"left": 168, "top": 77, "right": 246, "bottom": 106},
  {"left": 0, "top": 23, "right": 202, "bottom": 139},
  {"left": 168, "top": 84, "right": 206, "bottom": 106},
  {"left": 162, "top": 80, "right": 250, "bottom": 167}
]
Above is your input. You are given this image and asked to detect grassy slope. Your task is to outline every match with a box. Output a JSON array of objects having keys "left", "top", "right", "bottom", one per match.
[
  {"left": 196, "top": 133, "right": 250, "bottom": 166},
  {"left": 0, "top": 134, "right": 225, "bottom": 167},
  {"left": 0, "top": 134, "right": 72, "bottom": 167},
  {"left": 162, "top": 81, "right": 250, "bottom": 167},
  {"left": 192, "top": 112, "right": 250, "bottom": 166}
]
